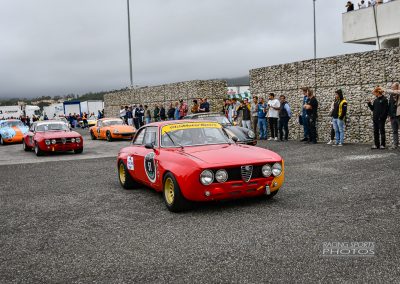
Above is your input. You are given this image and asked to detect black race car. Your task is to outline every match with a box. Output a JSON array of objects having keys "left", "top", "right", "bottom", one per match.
[{"left": 184, "top": 112, "right": 257, "bottom": 145}]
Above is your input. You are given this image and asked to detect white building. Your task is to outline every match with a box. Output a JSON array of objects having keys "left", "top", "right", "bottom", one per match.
[{"left": 342, "top": 0, "right": 400, "bottom": 49}]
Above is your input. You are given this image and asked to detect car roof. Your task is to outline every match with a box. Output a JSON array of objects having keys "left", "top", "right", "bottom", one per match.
[
  {"left": 99, "top": 118, "right": 123, "bottom": 121},
  {"left": 185, "top": 112, "right": 224, "bottom": 118},
  {"left": 36, "top": 120, "right": 68, "bottom": 125},
  {"left": 144, "top": 119, "right": 218, "bottom": 128}
]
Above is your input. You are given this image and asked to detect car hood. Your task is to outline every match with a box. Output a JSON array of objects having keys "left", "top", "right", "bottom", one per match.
[
  {"left": 224, "top": 126, "right": 250, "bottom": 141},
  {"left": 110, "top": 125, "right": 135, "bottom": 132},
  {"left": 36, "top": 131, "right": 81, "bottom": 139},
  {"left": 180, "top": 144, "right": 281, "bottom": 166}
]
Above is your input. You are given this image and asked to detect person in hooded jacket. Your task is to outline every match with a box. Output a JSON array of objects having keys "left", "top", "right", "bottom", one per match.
[{"left": 331, "top": 89, "right": 348, "bottom": 146}]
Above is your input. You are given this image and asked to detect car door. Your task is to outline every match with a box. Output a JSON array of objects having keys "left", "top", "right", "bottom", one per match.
[
  {"left": 26, "top": 124, "right": 36, "bottom": 147},
  {"left": 128, "top": 127, "right": 146, "bottom": 183},
  {"left": 96, "top": 121, "right": 104, "bottom": 139},
  {"left": 134, "top": 126, "right": 160, "bottom": 187}
]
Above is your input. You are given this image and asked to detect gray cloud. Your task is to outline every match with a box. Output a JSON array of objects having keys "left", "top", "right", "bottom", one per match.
[{"left": 0, "top": 0, "right": 372, "bottom": 98}]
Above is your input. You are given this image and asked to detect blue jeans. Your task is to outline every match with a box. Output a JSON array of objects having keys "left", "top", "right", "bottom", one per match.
[
  {"left": 332, "top": 118, "right": 345, "bottom": 144},
  {"left": 145, "top": 117, "right": 151, "bottom": 124},
  {"left": 258, "top": 118, "right": 267, "bottom": 139},
  {"left": 302, "top": 114, "right": 309, "bottom": 139}
]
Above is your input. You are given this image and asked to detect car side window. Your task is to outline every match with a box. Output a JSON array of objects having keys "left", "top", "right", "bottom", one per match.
[
  {"left": 143, "top": 127, "right": 158, "bottom": 147},
  {"left": 98, "top": 121, "right": 102, "bottom": 128},
  {"left": 133, "top": 128, "right": 145, "bottom": 145}
]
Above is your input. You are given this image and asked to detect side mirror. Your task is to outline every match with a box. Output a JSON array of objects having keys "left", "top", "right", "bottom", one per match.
[
  {"left": 145, "top": 143, "right": 154, "bottom": 149},
  {"left": 231, "top": 136, "right": 239, "bottom": 143}
]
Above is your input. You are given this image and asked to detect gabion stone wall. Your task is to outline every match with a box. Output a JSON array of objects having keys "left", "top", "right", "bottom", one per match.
[
  {"left": 104, "top": 80, "right": 227, "bottom": 118},
  {"left": 250, "top": 47, "right": 400, "bottom": 144}
]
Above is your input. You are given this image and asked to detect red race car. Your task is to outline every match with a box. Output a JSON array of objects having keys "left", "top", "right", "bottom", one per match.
[
  {"left": 23, "top": 121, "right": 83, "bottom": 156},
  {"left": 117, "top": 120, "right": 285, "bottom": 212}
]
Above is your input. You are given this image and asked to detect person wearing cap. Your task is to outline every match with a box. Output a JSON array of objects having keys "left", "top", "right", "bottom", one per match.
[
  {"left": 331, "top": 89, "right": 348, "bottom": 146},
  {"left": 367, "top": 86, "right": 389, "bottom": 149}
]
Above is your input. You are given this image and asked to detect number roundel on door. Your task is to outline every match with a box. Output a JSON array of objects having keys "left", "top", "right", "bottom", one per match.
[{"left": 144, "top": 152, "right": 156, "bottom": 183}]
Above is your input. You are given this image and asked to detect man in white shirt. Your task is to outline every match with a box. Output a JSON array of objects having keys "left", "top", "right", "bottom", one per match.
[
  {"left": 358, "top": 0, "right": 366, "bottom": 8},
  {"left": 267, "top": 93, "right": 280, "bottom": 141}
]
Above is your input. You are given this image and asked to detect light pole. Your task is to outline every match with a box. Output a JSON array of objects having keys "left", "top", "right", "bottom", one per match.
[
  {"left": 127, "top": 0, "right": 133, "bottom": 89},
  {"left": 313, "top": 0, "right": 316, "bottom": 60}
]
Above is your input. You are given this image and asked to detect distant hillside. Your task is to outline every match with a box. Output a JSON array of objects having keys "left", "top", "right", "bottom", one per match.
[{"left": 222, "top": 75, "right": 250, "bottom": 86}]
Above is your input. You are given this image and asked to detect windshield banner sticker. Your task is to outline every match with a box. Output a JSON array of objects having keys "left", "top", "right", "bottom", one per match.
[{"left": 162, "top": 122, "right": 221, "bottom": 134}]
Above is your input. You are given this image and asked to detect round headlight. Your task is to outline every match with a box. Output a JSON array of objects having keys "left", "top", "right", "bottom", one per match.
[
  {"left": 262, "top": 164, "right": 272, "bottom": 177},
  {"left": 76, "top": 138, "right": 81, "bottom": 143},
  {"left": 45, "top": 139, "right": 50, "bottom": 145},
  {"left": 113, "top": 129, "right": 119, "bottom": 134},
  {"left": 248, "top": 130, "right": 255, "bottom": 139},
  {"left": 71, "top": 138, "right": 76, "bottom": 143},
  {"left": 51, "top": 139, "right": 56, "bottom": 144},
  {"left": 272, "top": 163, "right": 282, "bottom": 177},
  {"left": 215, "top": 169, "right": 228, "bottom": 183},
  {"left": 200, "top": 170, "right": 214, "bottom": 186}
]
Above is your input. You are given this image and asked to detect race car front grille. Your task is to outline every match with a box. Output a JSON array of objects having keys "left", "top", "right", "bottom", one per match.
[
  {"left": 54, "top": 138, "right": 73, "bottom": 144},
  {"left": 241, "top": 165, "right": 253, "bottom": 182},
  {"left": 213, "top": 166, "right": 264, "bottom": 183}
]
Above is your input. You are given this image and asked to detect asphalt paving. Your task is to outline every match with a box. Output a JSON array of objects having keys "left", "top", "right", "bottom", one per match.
[{"left": 1, "top": 131, "right": 400, "bottom": 283}]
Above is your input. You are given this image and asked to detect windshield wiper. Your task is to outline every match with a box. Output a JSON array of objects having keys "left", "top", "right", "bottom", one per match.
[{"left": 164, "top": 132, "right": 183, "bottom": 149}]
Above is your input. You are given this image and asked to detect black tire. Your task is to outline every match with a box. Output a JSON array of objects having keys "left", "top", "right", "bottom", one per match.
[
  {"left": 0, "top": 136, "right": 5, "bottom": 145},
  {"left": 74, "top": 148, "right": 83, "bottom": 154},
  {"left": 106, "top": 131, "right": 113, "bottom": 142},
  {"left": 264, "top": 189, "right": 279, "bottom": 200},
  {"left": 90, "top": 131, "right": 96, "bottom": 140},
  {"left": 34, "top": 143, "right": 43, "bottom": 156},
  {"left": 163, "top": 172, "right": 190, "bottom": 212},
  {"left": 23, "top": 140, "right": 31, "bottom": 151},
  {"left": 118, "top": 160, "right": 139, "bottom": 189}
]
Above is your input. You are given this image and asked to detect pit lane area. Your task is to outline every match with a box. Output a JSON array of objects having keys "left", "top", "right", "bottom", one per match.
[{"left": 1, "top": 131, "right": 400, "bottom": 283}]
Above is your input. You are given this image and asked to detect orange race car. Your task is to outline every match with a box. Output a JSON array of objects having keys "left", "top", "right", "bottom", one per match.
[
  {"left": 89, "top": 118, "right": 136, "bottom": 142},
  {"left": 0, "top": 119, "right": 29, "bottom": 145}
]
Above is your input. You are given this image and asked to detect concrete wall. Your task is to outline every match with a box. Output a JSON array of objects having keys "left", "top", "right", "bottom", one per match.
[
  {"left": 250, "top": 47, "right": 400, "bottom": 144},
  {"left": 104, "top": 80, "right": 227, "bottom": 118},
  {"left": 342, "top": 1, "right": 400, "bottom": 48}
]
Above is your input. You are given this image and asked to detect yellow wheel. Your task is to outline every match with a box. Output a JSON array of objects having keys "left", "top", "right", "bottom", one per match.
[
  {"left": 164, "top": 177, "right": 175, "bottom": 205},
  {"left": 118, "top": 160, "right": 139, "bottom": 190},
  {"left": 162, "top": 172, "right": 190, "bottom": 212},
  {"left": 119, "top": 163, "right": 126, "bottom": 184}
]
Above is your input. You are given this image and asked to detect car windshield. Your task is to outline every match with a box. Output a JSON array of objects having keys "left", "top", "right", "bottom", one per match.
[
  {"left": 36, "top": 123, "right": 69, "bottom": 132},
  {"left": 103, "top": 120, "right": 123, "bottom": 126},
  {"left": 1, "top": 121, "right": 24, "bottom": 128},
  {"left": 196, "top": 115, "right": 231, "bottom": 125},
  {"left": 161, "top": 122, "right": 229, "bottom": 147}
]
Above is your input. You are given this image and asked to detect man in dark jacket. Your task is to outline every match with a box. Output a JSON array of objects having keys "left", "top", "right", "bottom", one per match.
[
  {"left": 303, "top": 89, "right": 318, "bottom": 144},
  {"left": 153, "top": 105, "right": 160, "bottom": 122},
  {"left": 367, "top": 86, "right": 389, "bottom": 149},
  {"left": 160, "top": 105, "right": 166, "bottom": 121}
]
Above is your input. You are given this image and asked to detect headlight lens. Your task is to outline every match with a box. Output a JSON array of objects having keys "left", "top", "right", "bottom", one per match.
[
  {"left": 200, "top": 170, "right": 214, "bottom": 185},
  {"left": 71, "top": 138, "right": 76, "bottom": 143},
  {"left": 76, "top": 138, "right": 81, "bottom": 143},
  {"left": 215, "top": 169, "right": 228, "bottom": 183},
  {"left": 51, "top": 139, "right": 56, "bottom": 144},
  {"left": 248, "top": 130, "right": 255, "bottom": 139},
  {"left": 272, "top": 163, "right": 282, "bottom": 177},
  {"left": 113, "top": 129, "right": 119, "bottom": 134},
  {"left": 262, "top": 164, "right": 272, "bottom": 177},
  {"left": 45, "top": 140, "right": 50, "bottom": 145}
]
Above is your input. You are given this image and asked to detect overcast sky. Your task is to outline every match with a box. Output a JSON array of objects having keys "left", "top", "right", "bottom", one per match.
[{"left": 0, "top": 0, "right": 373, "bottom": 98}]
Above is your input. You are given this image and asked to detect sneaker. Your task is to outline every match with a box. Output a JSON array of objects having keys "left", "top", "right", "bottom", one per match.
[
  {"left": 268, "top": 137, "right": 273, "bottom": 141},
  {"left": 371, "top": 145, "right": 378, "bottom": 150},
  {"left": 301, "top": 138, "right": 308, "bottom": 142},
  {"left": 327, "top": 140, "right": 333, "bottom": 145},
  {"left": 274, "top": 137, "right": 278, "bottom": 141},
  {"left": 380, "top": 146, "right": 386, "bottom": 150},
  {"left": 338, "top": 143, "right": 343, "bottom": 147},
  {"left": 332, "top": 143, "right": 337, "bottom": 147}
]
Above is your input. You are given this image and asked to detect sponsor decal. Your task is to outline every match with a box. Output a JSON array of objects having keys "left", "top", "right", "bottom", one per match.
[
  {"left": 127, "top": 156, "right": 134, "bottom": 170},
  {"left": 144, "top": 152, "right": 156, "bottom": 183},
  {"left": 162, "top": 122, "right": 221, "bottom": 134}
]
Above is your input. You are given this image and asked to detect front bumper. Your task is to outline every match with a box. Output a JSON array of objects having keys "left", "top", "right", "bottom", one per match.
[
  {"left": 111, "top": 132, "right": 135, "bottom": 139},
  {"left": 2, "top": 135, "right": 24, "bottom": 144},
  {"left": 182, "top": 175, "right": 284, "bottom": 202},
  {"left": 41, "top": 143, "right": 83, "bottom": 152}
]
